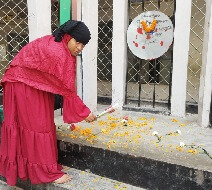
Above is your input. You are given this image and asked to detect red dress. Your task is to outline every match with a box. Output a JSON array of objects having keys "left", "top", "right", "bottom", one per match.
[{"left": 0, "top": 34, "right": 90, "bottom": 185}]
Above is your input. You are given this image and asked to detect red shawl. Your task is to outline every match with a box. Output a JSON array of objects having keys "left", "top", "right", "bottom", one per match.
[{"left": 1, "top": 34, "right": 90, "bottom": 123}]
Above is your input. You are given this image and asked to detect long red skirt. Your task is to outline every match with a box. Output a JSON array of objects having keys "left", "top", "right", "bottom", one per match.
[{"left": 0, "top": 82, "right": 64, "bottom": 185}]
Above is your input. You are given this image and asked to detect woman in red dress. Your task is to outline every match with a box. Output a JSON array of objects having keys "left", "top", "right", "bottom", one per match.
[{"left": 0, "top": 20, "right": 96, "bottom": 185}]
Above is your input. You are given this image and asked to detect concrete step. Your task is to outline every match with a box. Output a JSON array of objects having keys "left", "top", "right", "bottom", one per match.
[
  {"left": 1, "top": 167, "right": 144, "bottom": 190},
  {"left": 57, "top": 140, "right": 212, "bottom": 190},
  {"left": 54, "top": 107, "right": 212, "bottom": 190}
]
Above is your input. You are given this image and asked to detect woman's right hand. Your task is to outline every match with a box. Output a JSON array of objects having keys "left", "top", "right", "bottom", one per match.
[{"left": 85, "top": 113, "right": 96, "bottom": 123}]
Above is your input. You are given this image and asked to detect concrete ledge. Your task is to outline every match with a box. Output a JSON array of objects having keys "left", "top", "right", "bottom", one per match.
[
  {"left": 55, "top": 108, "right": 212, "bottom": 172},
  {"left": 58, "top": 140, "right": 212, "bottom": 190},
  {"left": 55, "top": 107, "right": 212, "bottom": 189}
]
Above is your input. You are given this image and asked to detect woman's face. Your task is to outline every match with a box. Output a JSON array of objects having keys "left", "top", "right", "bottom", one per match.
[{"left": 67, "top": 38, "right": 85, "bottom": 56}]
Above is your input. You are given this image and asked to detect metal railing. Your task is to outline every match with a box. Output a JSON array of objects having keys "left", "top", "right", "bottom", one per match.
[
  {"left": 125, "top": 0, "right": 175, "bottom": 112},
  {"left": 187, "top": 0, "right": 206, "bottom": 109},
  {"left": 0, "top": 0, "right": 29, "bottom": 93},
  {"left": 97, "top": 0, "right": 113, "bottom": 104},
  {"left": 51, "top": 0, "right": 59, "bottom": 33}
]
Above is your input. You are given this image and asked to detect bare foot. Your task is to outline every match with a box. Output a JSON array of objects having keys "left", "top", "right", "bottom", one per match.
[
  {"left": 53, "top": 174, "right": 72, "bottom": 184},
  {"left": 62, "top": 165, "right": 70, "bottom": 172}
]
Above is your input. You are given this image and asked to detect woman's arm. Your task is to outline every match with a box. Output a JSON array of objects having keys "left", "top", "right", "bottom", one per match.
[{"left": 62, "top": 95, "right": 91, "bottom": 123}]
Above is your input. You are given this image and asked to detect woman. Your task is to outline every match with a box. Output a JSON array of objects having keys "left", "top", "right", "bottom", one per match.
[{"left": 0, "top": 20, "right": 96, "bottom": 185}]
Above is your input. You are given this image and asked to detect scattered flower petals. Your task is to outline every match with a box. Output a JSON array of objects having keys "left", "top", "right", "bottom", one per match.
[
  {"left": 121, "top": 119, "right": 128, "bottom": 123},
  {"left": 123, "top": 115, "right": 128, "bottom": 120},
  {"left": 70, "top": 124, "right": 76, "bottom": 131},
  {"left": 139, "top": 117, "right": 147, "bottom": 121},
  {"left": 180, "top": 142, "right": 185, "bottom": 147},
  {"left": 187, "top": 149, "right": 198, "bottom": 154},
  {"left": 171, "top": 118, "right": 178, "bottom": 122},
  {"left": 176, "top": 146, "right": 184, "bottom": 151},
  {"left": 152, "top": 131, "right": 159, "bottom": 136}
]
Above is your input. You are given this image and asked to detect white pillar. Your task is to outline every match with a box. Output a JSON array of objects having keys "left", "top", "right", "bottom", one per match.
[
  {"left": 75, "top": 0, "right": 83, "bottom": 99},
  {"left": 198, "top": 0, "right": 212, "bottom": 128},
  {"left": 112, "top": 0, "right": 128, "bottom": 109},
  {"left": 171, "top": 0, "right": 192, "bottom": 117},
  {"left": 81, "top": 0, "right": 98, "bottom": 111},
  {"left": 27, "top": 0, "right": 51, "bottom": 42}
]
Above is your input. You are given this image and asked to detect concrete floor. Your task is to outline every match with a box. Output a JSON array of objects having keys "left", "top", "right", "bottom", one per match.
[
  {"left": 53, "top": 167, "right": 145, "bottom": 190},
  {"left": 0, "top": 180, "right": 23, "bottom": 190},
  {"left": 55, "top": 105, "right": 212, "bottom": 172},
  {"left": 1, "top": 167, "right": 144, "bottom": 190}
]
